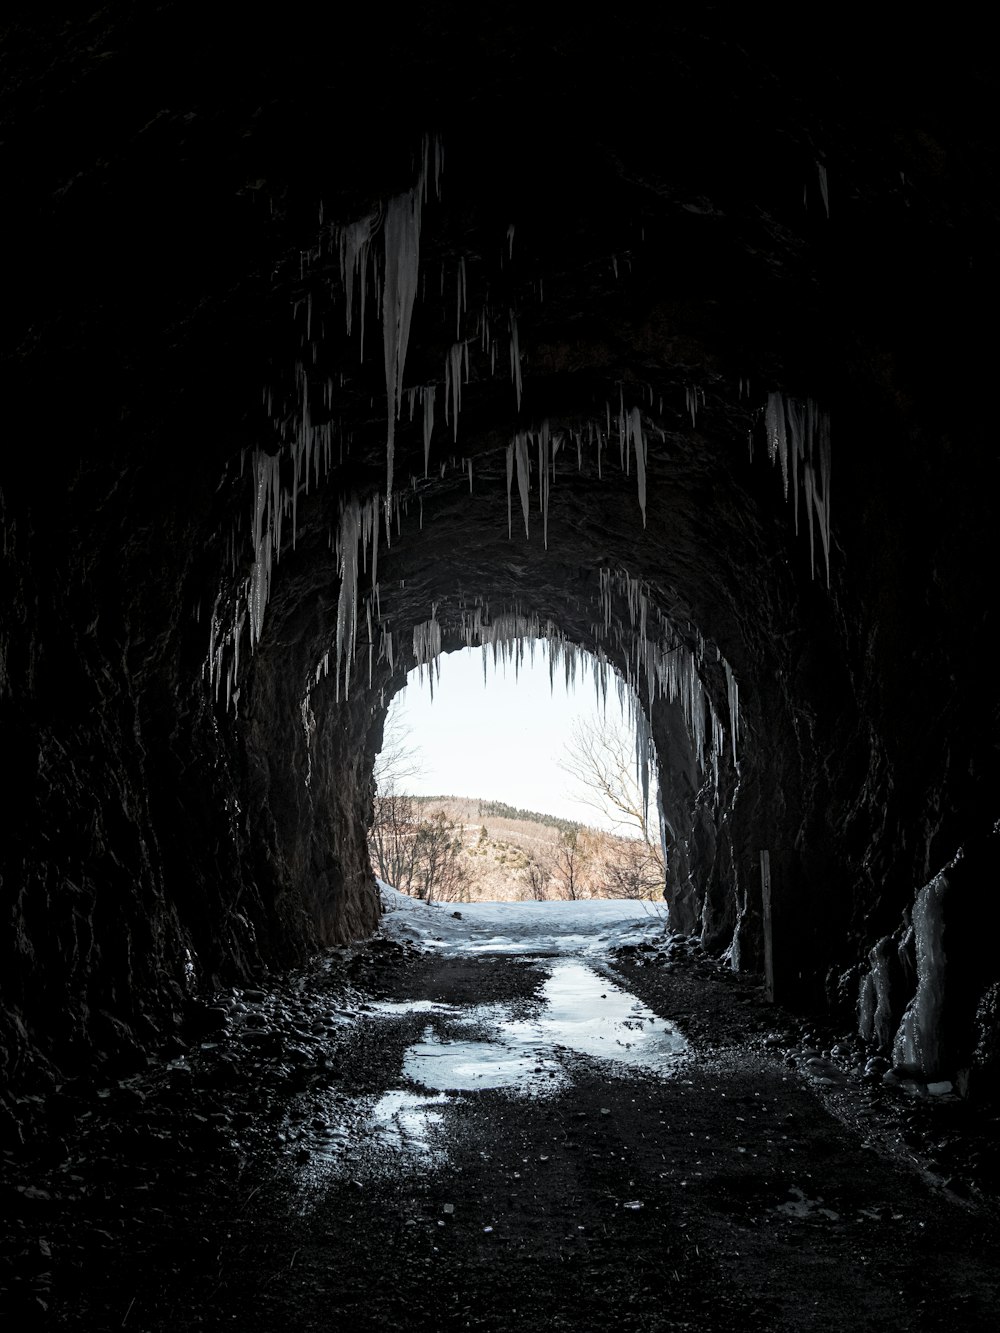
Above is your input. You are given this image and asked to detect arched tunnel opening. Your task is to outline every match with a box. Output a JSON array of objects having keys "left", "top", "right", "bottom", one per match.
[
  {"left": 369, "top": 639, "right": 669, "bottom": 903},
  {"left": 2, "top": 6, "right": 999, "bottom": 1327}
]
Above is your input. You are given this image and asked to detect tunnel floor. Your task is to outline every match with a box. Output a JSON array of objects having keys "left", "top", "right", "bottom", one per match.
[{"left": 5, "top": 903, "right": 1000, "bottom": 1331}]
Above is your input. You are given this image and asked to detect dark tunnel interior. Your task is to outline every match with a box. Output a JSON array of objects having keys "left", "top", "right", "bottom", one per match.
[{"left": 2, "top": 4, "right": 998, "bottom": 1139}]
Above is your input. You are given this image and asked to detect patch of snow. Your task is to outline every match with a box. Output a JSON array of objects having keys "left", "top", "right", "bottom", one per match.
[{"left": 377, "top": 881, "right": 669, "bottom": 960}]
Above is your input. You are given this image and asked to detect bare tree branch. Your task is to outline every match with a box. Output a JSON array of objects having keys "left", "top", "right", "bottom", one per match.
[{"left": 559, "top": 714, "right": 663, "bottom": 861}]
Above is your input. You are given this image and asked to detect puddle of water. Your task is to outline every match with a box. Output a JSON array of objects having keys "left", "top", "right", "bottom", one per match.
[
  {"left": 297, "top": 959, "right": 686, "bottom": 1191},
  {"left": 402, "top": 1025, "right": 568, "bottom": 1094},
  {"left": 516, "top": 959, "right": 687, "bottom": 1070},
  {"left": 369, "top": 1088, "right": 449, "bottom": 1158},
  {"left": 400, "top": 961, "right": 686, "bottom": 1095}
]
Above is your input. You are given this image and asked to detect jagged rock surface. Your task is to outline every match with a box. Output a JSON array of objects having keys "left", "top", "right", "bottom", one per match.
[{"left": 1, "top": 6, "right": 997, "bottom": 1116}]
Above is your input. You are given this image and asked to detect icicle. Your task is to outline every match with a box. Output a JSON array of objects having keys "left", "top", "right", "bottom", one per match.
[
  {"left": 383, "top": 184, "right": 423, "bottom": 513},
  {"left": 506, "top": 443, "right": 514, "bottom": 539},
  {"left": 630, "top": 405, "right": 647, "bottom": 527},
  {"left": 444, "top": 342, "right": 463, "bottom": 442},
  {"left": 334, "top": 500, "right": 361, "bottom": 703},
  {"left": 817, "top": 161, "right": 830, "bottom": 218},
  {"left": 456, "top": 257, "right": 467, "bottom": 339},
  {"left": 339, "top": 213, "right": 376, "bottom": 354},
  {"left": 509, "top": 313, "right": 522, "bottom": 411},
  {"left": 468, "top": 458, "right": 473, "bottom": 492},
  {"left": 724, "top": 659, "right": 739, "bottom": 763},
  {"left": 540, "top": 420, "right": 551, "bottom": 549},
  {"left": 762, "top": 392, "right": 832, "bottom": 583},
  {"left": 422, "top": 385, "right": 435, "bottom": 477},
  {"left": 514, "top": 431, "right": 530, "bottom": 538}
]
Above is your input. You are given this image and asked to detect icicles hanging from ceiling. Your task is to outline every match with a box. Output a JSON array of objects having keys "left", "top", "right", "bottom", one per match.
[
  {"left": 329, "top": 495, "right": 383, "bottom": 703},
  {"left": 248, "top": 449, "right": 282, "bottom": 649},
  {"left": 685, "top": 385, "right": 704, "bottom": 427},
  {"left": 764, "top": 392, "right": 832, "bottom": 585},
  {"left": 509, "top": 312, "right": 522, "bottom": 411},
  {"left": 629, "top": 406, "right": 647, "bottom": 528},
  {"left": 422, "top": 385, "right": 435, "bottom": 477},
  {"left": 382, "top": 185, "right": 423, "bottom": 518},
  {"left": 816, "top": 160, "right": 830, "bottom": 218},
  {"left": 412, "top": 609, "right": 443, "bottom": 697},
  {"left": 203, "top": 138, "right": 446, "bottom": 715},
  {"left": 456, "top": 257, "right": 467, "bottom": 339},
  {"left": 369, "top": 565, "right": 741, "bottom": 799},
  {"left": 444, "top": 342, "right": 463, "bottom": 443},
  {"left": 724, "top": 659, "right": 739, "bottom": 762},
  {"left": 339, "top": 213, "right": 377, "bottom": 354},
  {"left": 514, "top": 432, "right": 530, "bottom": 538},
  {"left": 595, "top": 567, "right": 738, "bottom": 787}
]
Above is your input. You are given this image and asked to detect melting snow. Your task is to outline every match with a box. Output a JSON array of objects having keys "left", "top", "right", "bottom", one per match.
[
  {"left": 300, "top": 887, "right": 687, "bottom": 1186},
  {"left": 377, "top": 882, "right": 671, "bottom": 958}
]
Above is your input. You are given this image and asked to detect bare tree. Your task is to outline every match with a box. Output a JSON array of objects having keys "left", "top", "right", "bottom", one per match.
[
  {"left": 412, "top": 809, "right": 466, "bottom": 903},
  {"left": 559, "top": 713, "right": 665, "bottom": 896},
  {"left": 525, "top": 858, "right": 551, "bottom": 900},
  {"left": 372, "top": 706, "right": 422, "bottom": 795},
  {"left": 369, "top": 708, "right": 425, "bottom": 892},
  {"left": 550, "top": 828, "right": 587, "bottom": 900},
  {"left": 600, "top": 835, "right": 664, "bottom": 900},
  {"left": 369, "top": 789, "right": 421, "bottom": 892}
]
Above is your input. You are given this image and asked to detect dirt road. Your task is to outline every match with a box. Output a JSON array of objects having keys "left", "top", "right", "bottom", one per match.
[{"left": 5, "top": 907, "right": 1000, "bottom": 1330}]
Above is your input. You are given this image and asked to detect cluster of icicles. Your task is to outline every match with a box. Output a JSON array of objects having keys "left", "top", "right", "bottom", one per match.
[
  {"left": 397, "top": 576, "right": 739, "bottom": 819},
  {"left": 762, "top": 393, "right": 832, "bottom": 585},
  {"left": 204, "top": 136, "right": 829, "bottom": 730}
]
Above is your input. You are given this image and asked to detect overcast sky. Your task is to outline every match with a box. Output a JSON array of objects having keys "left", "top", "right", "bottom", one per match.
[{"left": 384, "top": 642, "right": 660, "bottom": 833}]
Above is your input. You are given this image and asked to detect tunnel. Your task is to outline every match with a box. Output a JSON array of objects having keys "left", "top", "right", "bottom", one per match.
[{"left": 2, "top": 4, "right": 998, "bottom": 1146}]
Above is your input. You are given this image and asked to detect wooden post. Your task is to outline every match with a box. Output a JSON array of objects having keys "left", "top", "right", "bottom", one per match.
[{"left": 760, "top": 850, "right": 774, "bottom": 1002}]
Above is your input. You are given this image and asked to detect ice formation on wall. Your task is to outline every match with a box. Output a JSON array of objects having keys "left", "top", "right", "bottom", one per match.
[
  {"left": 858, "top": 935, "right": 899, "bottom": 1052},
  {"left": 892, "top": 872, "right": 950, "bottom": 1078}
]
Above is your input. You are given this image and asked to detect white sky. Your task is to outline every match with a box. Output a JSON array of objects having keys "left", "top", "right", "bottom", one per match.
[{"left": 384, "top": 641, "right": 660, "bottom": 833}]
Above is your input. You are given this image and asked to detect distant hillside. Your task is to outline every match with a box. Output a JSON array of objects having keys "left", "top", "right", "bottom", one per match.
[
  {"left": 389, "top": 795, "right": 663, "bottom": 903},
  {"left": 412, "top": 795, "right": 583, "bottom": 837}
]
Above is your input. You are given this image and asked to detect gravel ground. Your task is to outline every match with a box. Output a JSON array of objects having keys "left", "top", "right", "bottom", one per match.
[{"left": 3, "top": 929, "right": 1000, "bottom": 1330}]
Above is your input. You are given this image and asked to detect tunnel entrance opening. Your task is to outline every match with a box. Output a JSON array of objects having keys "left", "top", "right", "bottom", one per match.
[{"left": 369, "top": 639, "right": 667, "bottom": 907}]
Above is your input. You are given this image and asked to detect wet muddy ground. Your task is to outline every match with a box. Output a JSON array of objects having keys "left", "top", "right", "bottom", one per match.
[{"left": 4, "top": 924, "right": 1000, "bottom": 1330}]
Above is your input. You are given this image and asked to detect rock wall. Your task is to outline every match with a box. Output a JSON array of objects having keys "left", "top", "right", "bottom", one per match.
[{"left": 1, "top": 7, "right": 998, "bottom": 1116}]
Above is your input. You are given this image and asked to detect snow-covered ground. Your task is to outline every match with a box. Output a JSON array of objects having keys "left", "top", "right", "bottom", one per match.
[{"left": 377, "top": 881, "right": 670, "bottom": 958}]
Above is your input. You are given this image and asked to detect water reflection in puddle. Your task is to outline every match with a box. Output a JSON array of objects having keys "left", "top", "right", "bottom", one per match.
[
  {"left": 301, "top": 959, "right": 686, "bottom": 1183},
  {"left": 519, "top": 959, "right": 686, "bottom": 1067},
  {"left": 369, "top": 1089, "right": 449, "bottom": 1159},
  {"left": 400, "top": 960, "right": 686, "bottom": 1095},
  {"left": 402, "top": 1027, "right": 568, "bottom": 1093}
]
